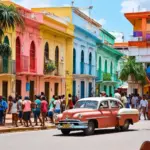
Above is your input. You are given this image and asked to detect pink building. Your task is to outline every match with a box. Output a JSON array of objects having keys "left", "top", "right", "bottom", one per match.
[{"left": 16, "top": 7, "right": 43, "bottom": 100}]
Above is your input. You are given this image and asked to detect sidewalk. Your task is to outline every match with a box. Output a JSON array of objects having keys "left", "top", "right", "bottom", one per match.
[{"left": 0, "top": 114, "right": 56, "bottom": 133}]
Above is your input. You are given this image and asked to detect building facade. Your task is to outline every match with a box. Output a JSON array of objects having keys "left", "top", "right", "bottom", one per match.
[
  {"left": 96, "top": 29, "right": 123, "bottom": 96},
  {"left": 125, "top": 11, "right": 150, "bottom": 95}
]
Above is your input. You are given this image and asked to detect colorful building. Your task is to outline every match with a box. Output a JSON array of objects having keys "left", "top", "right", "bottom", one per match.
[
  {"left": 33, "top": 7, "right": 102, "bottom": 98},
  {"left": 1, "top": 1, "right": 74, "bottom": 101},
  {"left": 125, "top": 11, "right": 150, "bottom": 95},
  {"left": 96, "top": 28, "right": 123, "bottom": 96}
]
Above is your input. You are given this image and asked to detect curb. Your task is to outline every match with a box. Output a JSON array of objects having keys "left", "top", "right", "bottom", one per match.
[{"left": 0, "top": 126, "right": 56, "bottom": 133}]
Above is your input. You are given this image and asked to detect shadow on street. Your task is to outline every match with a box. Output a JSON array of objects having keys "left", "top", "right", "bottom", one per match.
[{"left": 53, "top": 129, "right": 138, "bottom": 137}]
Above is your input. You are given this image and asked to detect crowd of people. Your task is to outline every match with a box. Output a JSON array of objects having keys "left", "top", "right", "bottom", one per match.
[
  {"left": 0, "top": 90, "right": 149, "bottom": 127},
  {"left": 0, "top": 92, "right": 78, "bottom": 127}
]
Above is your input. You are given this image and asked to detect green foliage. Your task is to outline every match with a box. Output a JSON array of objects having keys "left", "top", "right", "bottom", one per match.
[
  {"left": 0, "top": 43, "right": 11, "bottom": 57},
  {"left": 119, "top": 57, "right": 146, "bottom": 84},
  {"left": 103, "top": 72, "right": 111, "bottom": 81},
  {"left": 44, "top": 59, "right": 56, "bottom": 74}
]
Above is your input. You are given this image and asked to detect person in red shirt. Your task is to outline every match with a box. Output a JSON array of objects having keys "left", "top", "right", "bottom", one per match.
[
  {"left": 68, "top": 94, "right": 73, "bottom": 109},
  {"left": 41, "top": 97, "right": 48, "bottom": 127}
]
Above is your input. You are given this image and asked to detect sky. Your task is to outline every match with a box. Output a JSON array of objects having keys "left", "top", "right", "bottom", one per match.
[{"left": 13, "top": 0, "right": 150, "bottom": 42}]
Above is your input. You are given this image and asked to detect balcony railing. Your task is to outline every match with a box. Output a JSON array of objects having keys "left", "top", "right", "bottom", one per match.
[
  {"left": 80, "top": 62, "right": 95, "bottom": 76},
  {"left": 16, "top": 55, "right": 37, "bottom": 74},
  {"left": 0, "top": 58, "right": 16, "bottom": 74},
  {"left": 96, "top": 71, "right": 119, "bottom": 82},
  {"left": 44, "top": 61, "right": 64, "bottom": 76}
]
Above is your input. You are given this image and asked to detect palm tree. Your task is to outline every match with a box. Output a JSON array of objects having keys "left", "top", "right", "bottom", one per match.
[
  {"left": 0, "top": 3, "right": 24, "bottom": 57},
  {"left": 120, "top": 57, "right": 146, "bottom": 84}
]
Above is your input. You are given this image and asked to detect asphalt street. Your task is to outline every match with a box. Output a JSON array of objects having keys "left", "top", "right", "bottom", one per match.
[{"left": 0, "top": 120, "right": 150, "bottom": 150}]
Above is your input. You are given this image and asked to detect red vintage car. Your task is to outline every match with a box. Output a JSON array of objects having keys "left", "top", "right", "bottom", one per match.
[{"left": 55, "top": 97, "right": 139, "bottom": 135}]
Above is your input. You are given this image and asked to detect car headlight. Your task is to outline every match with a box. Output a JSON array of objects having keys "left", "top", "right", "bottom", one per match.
[{"left": 78, "top": 114, "right": 83, "bottom": 119}]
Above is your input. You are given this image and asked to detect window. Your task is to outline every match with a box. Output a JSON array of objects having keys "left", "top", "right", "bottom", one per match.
[
  {"left": 110, "top": 100, "right": 123, "bottom": 109},
  {"left": 99, "top": 101, "right": 109, "bottom": 109}
]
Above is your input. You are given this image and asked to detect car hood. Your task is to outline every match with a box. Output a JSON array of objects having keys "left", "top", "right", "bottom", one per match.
[{"left": 62, "top": 108, "right": 94, "bottom": 119}]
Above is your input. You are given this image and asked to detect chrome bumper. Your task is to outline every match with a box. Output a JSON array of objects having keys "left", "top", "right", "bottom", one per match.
[{"left": 56, "top": 120, "right": 88, "bottom": 130}]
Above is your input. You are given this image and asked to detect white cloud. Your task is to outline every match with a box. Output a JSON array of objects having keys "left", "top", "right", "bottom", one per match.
[
  {"left": 97, "top": 18, "right": 106, "bottom": 25},
  {"left": 121, "top": 0, "right": 150, "bottom": 13},
  {"left": 13, "top": 0, "right": 51, "bottom": 9}
]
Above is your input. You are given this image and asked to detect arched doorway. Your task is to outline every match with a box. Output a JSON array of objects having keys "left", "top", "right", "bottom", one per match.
[
  {"left": 89, "top": 52, "right": 92, "bottom": 75},
  {"left": 80, "top": 50, "right": 84, "bottom": 74},
  {"left": 16, "top": 37, "right": 21, "bottom": 72},
  {"left": 3, "top": 36, "right": 10, "bottom": 73},
  {"left": 104, "top": 60, "right": 107, "bottom": 73},
  {"left": 73, "top": 48, "right": 76, "bottom": 74},
  {"left": 55, "top": 46, "right": 59, "bottom": 75},
  {"left": 30, "top": 41, "right": 36, "bottom": 72}
]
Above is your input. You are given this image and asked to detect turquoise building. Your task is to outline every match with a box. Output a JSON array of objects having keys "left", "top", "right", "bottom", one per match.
[{"left": 96, "top": 28, "right": 124, "bottom": 96}]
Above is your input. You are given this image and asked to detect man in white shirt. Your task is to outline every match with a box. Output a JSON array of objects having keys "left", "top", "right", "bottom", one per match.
[
  {"left": 114, "top": 90, "right": 121, "bottom": 100},
  {"left": 140, "top": 95, "right": 148, "bottom": 120}
]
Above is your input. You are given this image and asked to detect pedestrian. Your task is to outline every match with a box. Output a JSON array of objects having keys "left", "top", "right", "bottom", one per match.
[
  {"left": 67, "top": 94, "right": 73, "bottom": 109},
  {"left": 22, "top": 96, "right": 33, "bottom": 127},
  {"left": 61, "top": 95, "right": 66, "bottom": 113},
  {"left": 131, "top": 94, "right": 138, "bottom": 108},
  {"left": 140, "top": 95, "right": 148, "bottom": 120},
  {"left": 9, "top": 98, "right": 18, "bottom": 127},
  {"left": 114, "top": 90, "right": 121, "bottom": 100},
  {"left": 0, "top": 96, "right": 7, "bottom": 125},
  {"left": 17, "top": 96, "right": 23, "bottom": 125},
  {"left": 41, "top": 96, "right": 48, "bottom": 127},
  {"left": 33, "top": 95, "right": 42, "bottom": 126},
  {"left": 54, "top": 96, "right": 61, "bottom": 114},
  {"left": 2, "top": 97, "right": 8, "bottom": 125},
  {"left": 40, "top": 92, "right": 45, "bottom": 99},
  {"left": 48, "top": 95, "right": 55, "bottom": 123},
  {"left": 121, "top": 93, "right": 128, "bottom": 108}
]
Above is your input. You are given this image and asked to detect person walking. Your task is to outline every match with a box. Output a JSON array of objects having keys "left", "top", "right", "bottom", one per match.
[
  {"left": 67, "top": 94, "right": 73, "bottom": 109},
  {"left": 17, "top": 96, "right": 23, "bottom": 125},
  {"left": 114, "top": 90, "right": 121, "bottom": 100},
  {"left": 54, "top": 96, "right": 61, "bottom": 114},
  {"left": 41, "top": 97, "right": 48, "bottom": 127},
  {"left": 121, "top": 93, "right": 128, "bottom": 108},
  {"left": 2, "top": 97, "right": 8, "bottom": 125},
  {"left": 48, "top": 95, "right": 55, "bottom": 123},
  {"left": 140, "top": 95, "right": 148, "bottom": 120},
  {"left": 9, "top": 98, "right": 18, "bottom": 127},
  {"left": 131, "top": 94, "right": 138, "bottom": 108},
  {"left": 33, "top": 95, "right": 42, "bottom": 126},
  {"left": 22, "top": 96, "right": 33, "bottom": 127},
  {"left": 0, "top": 96, "right": 7, "bottom": 125},
  {"left": 61, "top": 95, "right": 66, "bottom": 113}
]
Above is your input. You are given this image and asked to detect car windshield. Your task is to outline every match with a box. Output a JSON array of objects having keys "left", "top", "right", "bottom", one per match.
[{"left": 75, "top": 100, "right": 98, "bottom": 109}]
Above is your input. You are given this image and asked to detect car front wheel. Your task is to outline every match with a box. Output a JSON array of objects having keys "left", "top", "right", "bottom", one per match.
[
  {"left": 61, "top": 129, "right": 70, "bottom": 135},
  {"left": 84, "top": 121, "right": 95, "bottom": 136}
]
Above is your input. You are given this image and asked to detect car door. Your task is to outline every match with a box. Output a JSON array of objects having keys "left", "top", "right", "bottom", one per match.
[
  {"left": 110, "top": 100, "right": 123, "bottom": 127},
  {"left": 98, "top": 100, "right": 112, "bottom": 128}
]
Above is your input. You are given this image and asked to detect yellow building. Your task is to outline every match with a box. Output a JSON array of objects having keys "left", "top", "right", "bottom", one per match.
[
  {"left": 37, "top": 13, "right": 74, "bottom": 101},
  {"left": 0, "top": 30, "right": 16, "bottom": 98}
]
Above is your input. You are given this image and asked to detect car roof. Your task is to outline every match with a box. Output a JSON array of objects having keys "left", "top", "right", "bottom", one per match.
[{"left": 79, "top": 97, "right": 121, "bottom": 103}]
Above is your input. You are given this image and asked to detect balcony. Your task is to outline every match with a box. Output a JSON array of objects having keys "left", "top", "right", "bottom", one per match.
[
  {"left": 44, "top": 61, "right": 64, "bottom": 77},
  {"left": 16, "top": 55, "right": 37, "bottom": 74},
  {"left": 80, "top": 62, "right": 95, "bottom": 76},
  {"left": 0, "top": 58, "right": 16, "bottom": 74},
  {"left": 96, "top": 71, "right": 119, "bottom": 82}
]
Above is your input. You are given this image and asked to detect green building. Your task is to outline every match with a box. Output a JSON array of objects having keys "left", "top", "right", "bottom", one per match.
[{"left": 96, "top": 28, "right": 124, "bottom": 96}]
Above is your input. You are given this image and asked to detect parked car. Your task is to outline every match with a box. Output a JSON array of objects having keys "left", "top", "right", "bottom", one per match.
[{"left": 55, "top": 97, "right": 139, "bottom": 135}]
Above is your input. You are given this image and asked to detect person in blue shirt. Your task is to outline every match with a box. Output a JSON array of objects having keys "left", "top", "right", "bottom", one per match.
[
  {"left": 0, "top": 96, "right": 8, "bottom": 125},
  {"left": 2, "top": 97, "right": 8, "bottom": 125},
  {"left": 33, "top": 95, "right": 42, "bottom": 126}
]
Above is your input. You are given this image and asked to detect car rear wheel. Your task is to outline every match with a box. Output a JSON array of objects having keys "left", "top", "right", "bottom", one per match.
[
  {"left": 83, "top": 121, "right": 95, "bottom": 136},
  {"left": 121, "top": 120, "right": 130, "bottom": 131},
  {"left": 61, "top": 129, "right": 70, "bottom": 135}
]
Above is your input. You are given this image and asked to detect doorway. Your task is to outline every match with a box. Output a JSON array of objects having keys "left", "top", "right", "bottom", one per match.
[
  {"left": 30, "top": 81, "right": 34, "bottom": 101},
  {"left": 2, "top": 81, "right": 8, "bottom": 99},
  {"left": 16, "top": 80, "right": 21, "bottom": 96},
  {"left": 54, "top": 83, "right": 59, "bottom": 96},
  {"left": 45, "top": 82, "right": 50, "bottom": 102},
  {"left": 81, "top": 81, "right": 85, "bottom": 98}
]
